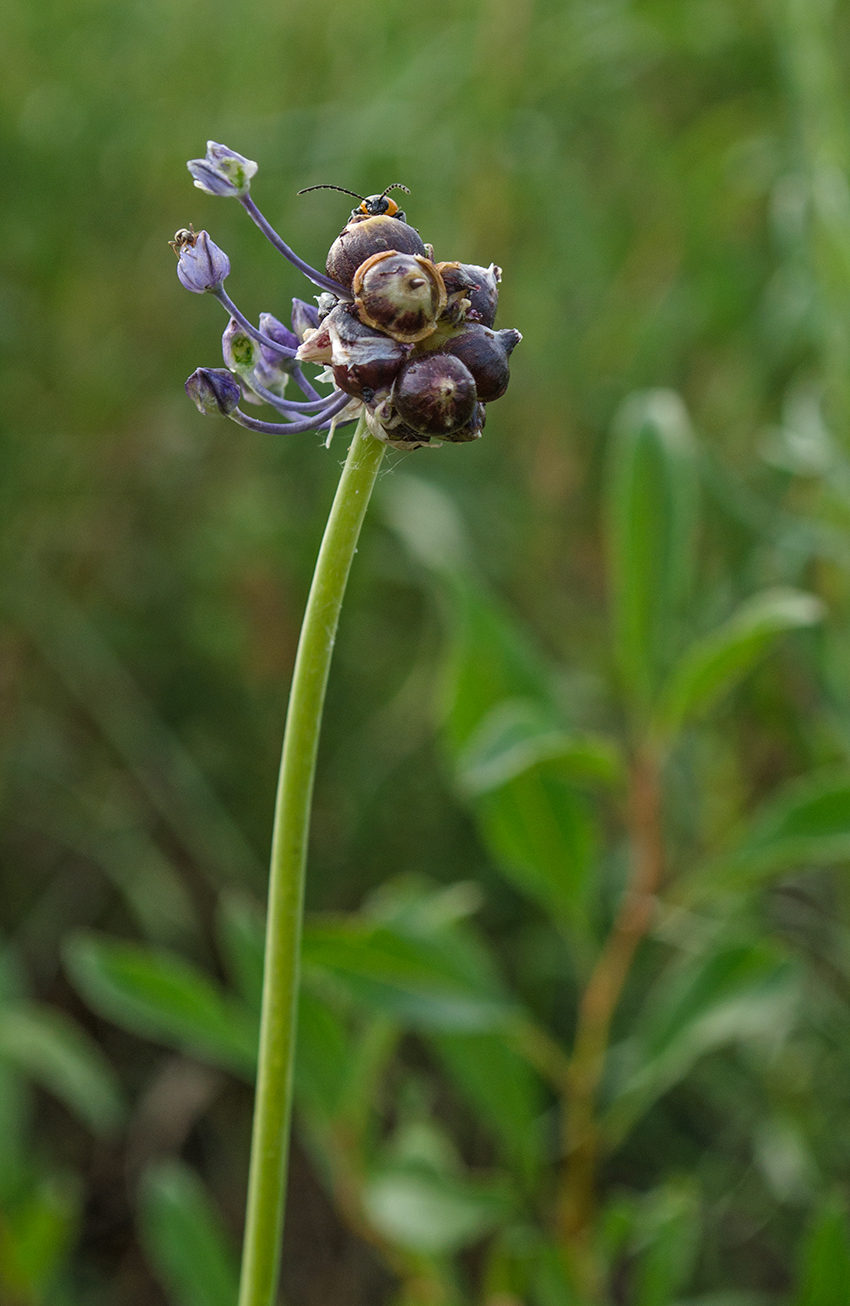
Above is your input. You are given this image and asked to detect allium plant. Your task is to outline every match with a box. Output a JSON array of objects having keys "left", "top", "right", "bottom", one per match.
[{"left": 175, "top": 142, "right": 520, "bottom": 1306}]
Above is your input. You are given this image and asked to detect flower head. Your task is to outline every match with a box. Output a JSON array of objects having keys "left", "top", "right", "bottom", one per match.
[
  {"left": 176, "top": 146, "right": 519, "bottom": 446},
  {"left": 188, "top": 141, "right": 258, "bottom": 197}
]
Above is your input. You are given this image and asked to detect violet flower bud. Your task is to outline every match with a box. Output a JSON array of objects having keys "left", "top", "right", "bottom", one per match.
[
  {"left": 185, "top": 367, "right": 241, "bottom": 416},
  {"left": 291, "top": 298, "right": 320, "bottom": 341},
  {"left": 251, "top": 313, "right": 300, "bottom": 394},
  {"left": 187, "top": 141, "right": 258, "bottom": 198},
  {"left": 176, "top": 230, "right": 230, "bottom": 293},
  {"left": 258, "top": 312, "right": 298, "bottom": 362}
]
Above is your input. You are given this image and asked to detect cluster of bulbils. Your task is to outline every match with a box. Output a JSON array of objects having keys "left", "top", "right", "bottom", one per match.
[{"left": 178, "top": 142, "right": 520, "bottom": 450}]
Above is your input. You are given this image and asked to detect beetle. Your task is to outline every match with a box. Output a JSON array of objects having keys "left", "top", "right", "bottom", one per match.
[{"left": 297, "top": 184, "right": 411, "bottom": 224}]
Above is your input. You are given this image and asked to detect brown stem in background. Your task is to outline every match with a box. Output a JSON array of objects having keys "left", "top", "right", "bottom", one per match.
[
  {"left": 306, "top": 1116, "right": 451, "bottom": 1306},
  {"left": 557, "top": 744, "right": 664, "bottom": 1298}
]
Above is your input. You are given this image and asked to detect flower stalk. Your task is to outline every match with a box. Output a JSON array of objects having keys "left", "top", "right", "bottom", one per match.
[
  {"left": 175, "top": 142, "right": 519, "bottom": 1303},
  {"left": 237, "top": 412, "right": 385, "bottom": 1306}
]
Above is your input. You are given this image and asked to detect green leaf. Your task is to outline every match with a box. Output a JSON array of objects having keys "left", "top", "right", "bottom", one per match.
[
  {"left": 695, "top": 770, "right": 850, "bottom": 893},
  {"left": 364, "top": 1163, "right": 510, "bottom": 1255},
  {"left": 473, "top": 772, "right": 596, "bottom": 935},
  {"left": 216, "top": 890, "right": 266, "bottom": 1014},
  {"left": 381, "top": 472, "right": 471, "bottom": 578},
  {"left": 633, "top": 1180, "right": 700, "bottom": 1306},
  {"left": 0, "top": 1173, "right": 80, "bottom": 1300},
  {"left": 65, "top": 934, "right": 258, "bottom": 1077},
  {"left": 455, "top": 698, "right": 621, "bottom": 797},
  {"left": 302, "top": 921, "right": 514, "bottom": 1032},
  {"left": 606, "top": 389, "right": 698, "bottom": 712},
  {"left": 139, "top": 1160, "right": 239, "bottom": 1306},
  {"left": 606, "top": 941, "right": 798, "bottom": 1145},
  {"left": 792, "top": 1197, "right": 850, "bottom": 1306},
  {"left": 654, "top": 588, "right": 824, "bottom": 738},
  {"left": 0, "top": 1002, "right": 123, "bottom": 1133},
  {"left": 429, "top": 1031, "right": 544, "bottom": 1184},
  {"left": 294, "top": 987, "right": 352, "bottom": 1120},
  {"left": 390, "top": 488, "right": 603, "bottom": 939},
  {"left": 441, "top": 577, "right": 560, "bottom": 754},
  {"left": 0, "top": 1060, "right": 27, "bottom": 1201},
  {"left": 674, "top": 1295, "right": 772, "bottom": 1305}
]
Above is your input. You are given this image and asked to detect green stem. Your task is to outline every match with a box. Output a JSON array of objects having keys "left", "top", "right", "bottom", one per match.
[{"left": 237, "top": 413, "right": 385, "bottom": 1306}]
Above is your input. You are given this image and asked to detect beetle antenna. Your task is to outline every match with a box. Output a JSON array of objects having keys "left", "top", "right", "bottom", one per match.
[
  {"left": 378, "top": 184, "right": 411, "bottom": 200},
  {"left": 297, "top": 185, "right": 366, "bottom": 201}
]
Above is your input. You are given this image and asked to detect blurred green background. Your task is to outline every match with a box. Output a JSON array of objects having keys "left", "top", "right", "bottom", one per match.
[{"left": 5, "top": 0, "right": 850, "bottom": 1303}]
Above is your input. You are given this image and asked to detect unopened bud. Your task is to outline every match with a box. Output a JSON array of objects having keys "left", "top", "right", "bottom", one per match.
[
  {"left": 176, "top": 231, "right": 230, "bottom": 293},
  {"left": 291, "top": 298, "right": 320, "bottom": 341},
  {"left": 392, "top": 354, "right": 477, "bottom": 436},
  {"left": 187, "top": 141, "right": 258, "bottom": 197},
  {"left": 185, "top": 367, "right": 241, "bottom": 416},
  {"left": 353, "top": 252, "right": 446, "bottom": 344},
  {"left": 258, "top": 313, "right": 298, "bottom": 362}
]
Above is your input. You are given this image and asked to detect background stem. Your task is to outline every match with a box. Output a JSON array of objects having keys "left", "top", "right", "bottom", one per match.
[
  {"left": 558, "top": 744, "right": 664, "bottom": 1297},
  {"left": 237, "top": 414, "right": 385, "bottom": 1306}
]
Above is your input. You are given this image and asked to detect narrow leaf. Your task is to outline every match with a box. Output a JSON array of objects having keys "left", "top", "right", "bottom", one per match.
[
  {"left": 606, "top": 942, "right": 798, "bottom": 1145},
  {"left": 65, "top": 934, "right": 257, "bottom": 1077},
  {"left": 473, "top": 772, "right": 596, "bottom": 935},
  {"left": 216, "top": 890, "right": 266, "bottom": 1014},
  {"left": 302, "top": 921, "right": 514, "bottom": 1032},
  {"left": 0, "top": 1174, "right": 79, "bottom": 1299},
  {"left": 429, "top": 1031, "right": 544, "bottom": 1183},
  {"left": 633, "top": 1180, "right": 700, "bottom": 1306},
  {"left": 389, "top": 489, "right": 602, "bottom": 940},
  {"left": 0, "top": 1002, "right": 123, "bottom": 1133},
  {"left": 693, "top": 770, "right": 850, "bottom": 894},
  {"left": 294, "top": 987, "right": 352, "bottom": 1120},
  {"left": 792, "top": 1197, "right": 850, "bottom": 1306},
  {"left": 139, "top": 1160, "right": 238, "bottom": 1306},
  {"left": 364, "top": 1165, "right": 510, "bottom": 1255},
  {"left": 456, "top": 698, "right": 620, "bottom": 797},
  {"left": 606, "top": 389, "right": 698, "bottom": 712},
  {"left": 655, "top": 588, "right": 824, "bottom": 738}
]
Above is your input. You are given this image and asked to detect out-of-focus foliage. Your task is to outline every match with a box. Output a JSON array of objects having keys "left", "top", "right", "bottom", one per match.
[{"left": 5, "top": 0, "right": 850, "bottom": 1302}]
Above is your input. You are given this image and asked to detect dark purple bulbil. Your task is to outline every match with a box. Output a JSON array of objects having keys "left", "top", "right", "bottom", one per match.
[
  {"left": 392, "top": 354, "right": 478, "bottom": 437},
  {"left": 442, "top": 324, "right": 520, "bottom": 403},
  {"left": 177, "top": 141, "right": 519, "bottom": 447}
]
